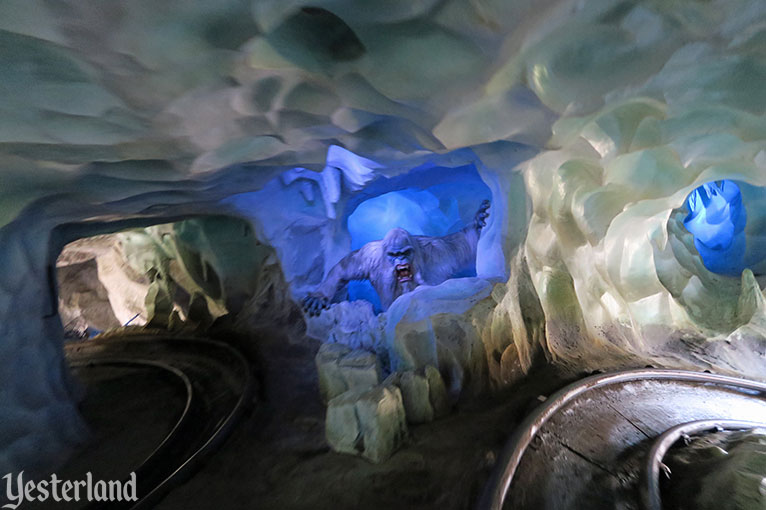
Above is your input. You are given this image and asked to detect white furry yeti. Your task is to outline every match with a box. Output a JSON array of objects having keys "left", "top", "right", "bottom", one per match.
[{"left": 302, "top": 200, "right": 490, "bottom": 315}]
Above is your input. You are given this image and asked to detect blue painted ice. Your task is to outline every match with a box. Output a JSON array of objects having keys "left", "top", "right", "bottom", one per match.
[
  {"left": 683, "top": 180, "right": 746, "bottom": 276},
  {"left": 347, "top": 168, "right": 491, "bottom": 311}
]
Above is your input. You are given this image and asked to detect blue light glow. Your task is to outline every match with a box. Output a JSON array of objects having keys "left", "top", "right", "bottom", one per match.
[
  {"left": 348, "top": 189, "right": 460, "bottom": 248},
  {"left": 683, "top": 180, "right": 747, "bottom": 275},
  {"left": 346, "top": 169, "right": 491, "bottom": 310}
]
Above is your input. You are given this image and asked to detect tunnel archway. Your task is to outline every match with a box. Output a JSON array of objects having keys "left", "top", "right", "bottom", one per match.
[
  {"left": 46, "top": 212, "right": 286, "bottom": 503},
  {"left": 53, "top": 215, "right": 272, "bottom": 339}
]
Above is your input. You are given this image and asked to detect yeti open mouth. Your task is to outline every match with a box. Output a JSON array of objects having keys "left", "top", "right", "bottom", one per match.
[{"left": 396, "top": 263, "right": 413, "bottom": 282}]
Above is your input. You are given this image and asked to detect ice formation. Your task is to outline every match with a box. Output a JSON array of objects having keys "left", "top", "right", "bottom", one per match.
[
  {"left": 683, "top": 180, "right": 747, "bottom": 276},
  {"left": 518, "top": 1, "right": 766, "bottom": 375},
  {"left": 1, "top": 0, "right": 765, "bottom": 476}
]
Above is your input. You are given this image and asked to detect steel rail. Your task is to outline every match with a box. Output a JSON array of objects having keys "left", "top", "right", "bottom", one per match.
[
  {"left": 641, "top": 418, "right": 766, "bottom": 510},
  {"left": 65, "top": 335, "right": 253, "bottom": 509},
  {"left": 134, "top": 341, "right": 253, "bottom": 510},
  {"left": 478, "top": 368, "right": 766, "bottom": 510},
  {"left": 69, "top": 358, "right": 194, "bottom": 471}
]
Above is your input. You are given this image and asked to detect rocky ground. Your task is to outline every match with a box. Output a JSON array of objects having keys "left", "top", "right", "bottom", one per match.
[{"left": 61, "top": 328, "right": 570, "bottom": 510}]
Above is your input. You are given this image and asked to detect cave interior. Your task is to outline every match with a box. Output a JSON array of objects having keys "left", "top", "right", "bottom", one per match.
[{"left": 3, "top": 0, "right": 766, "bottom": 509}]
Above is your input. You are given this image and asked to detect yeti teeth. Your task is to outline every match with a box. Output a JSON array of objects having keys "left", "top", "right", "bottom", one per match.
[{"left": 396, "top": 264, "right": 412, "bottom": 280}]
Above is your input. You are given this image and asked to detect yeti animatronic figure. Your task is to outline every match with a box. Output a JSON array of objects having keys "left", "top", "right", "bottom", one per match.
[{"left": 302, "top": 200, "right": 490, "bottom": 315}]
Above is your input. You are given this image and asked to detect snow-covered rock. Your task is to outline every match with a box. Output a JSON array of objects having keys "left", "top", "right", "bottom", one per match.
[
  {"left": 325, "top": 384, "right": 407, "bottom": 463},
  {"left": 315, "top": 343, "right": 381, "bottom": 402},
  {"left": 390, "top": 366, "right": 450, "bottom": 424},
  {"left": 306, "top": 300, "right": 383, "bottom": 352}
]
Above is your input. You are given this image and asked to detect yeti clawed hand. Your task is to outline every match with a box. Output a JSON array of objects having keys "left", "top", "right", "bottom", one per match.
[
  {"left": 301, "top": 200, "right": 490, "bottom": 315},
  {"left": 301, "top": 294, "right": 329, "bottom": 316},
  {"left": 475, "top": 199, "right": 490, "bottom": 230}
]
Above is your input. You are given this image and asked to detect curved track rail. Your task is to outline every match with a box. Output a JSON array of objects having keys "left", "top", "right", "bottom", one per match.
[
  {"left": 65, "top": 335, "right": 254, "bottom": 509},
  {"left": 642, "top": 418, "right": 766, "bottom": 510},
  {"left": 479, "top": 369, "right": 766, "bottom": 510}
]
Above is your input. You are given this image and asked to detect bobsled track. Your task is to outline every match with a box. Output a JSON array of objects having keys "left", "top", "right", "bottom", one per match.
[
  {"left": 479, "top": 368, "right": 766, "bottom": 510},
  {"left": 62, "top": 339, "right": 766, "bottom": 510},
  {"left": 64, "top": 334, "right": 253, "bottom": 509}
]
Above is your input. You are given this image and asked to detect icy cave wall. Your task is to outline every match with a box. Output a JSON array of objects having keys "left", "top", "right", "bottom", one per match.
[
  {"left": 2, "top": 0, "right": 766, "bottom": 476},
  {"left": 518, "top": 2, "right": 766, "bottom": 375}
]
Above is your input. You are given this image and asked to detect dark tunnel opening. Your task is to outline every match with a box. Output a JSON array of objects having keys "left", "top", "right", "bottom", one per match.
[{"left": 52, "top": 215, "right": 265, "bottom": 340}]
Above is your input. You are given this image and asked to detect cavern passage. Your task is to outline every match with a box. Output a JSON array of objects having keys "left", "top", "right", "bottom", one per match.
[
  {"left": 57, "top": 216, "right": 274, "bottom": 338},
  {"left": 3, "top": 0, "right": 766, "bottom": 509}
]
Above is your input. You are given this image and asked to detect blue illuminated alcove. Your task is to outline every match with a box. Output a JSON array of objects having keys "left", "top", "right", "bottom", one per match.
[
  {"left": 345, "top": 164, "right": 491, "bottom": 311},
  {"left": 217, "top": 147, "right": 511, "bottom": 314},
  {"left": 683, "top": 180, "right": 747, "bottom": 276}
]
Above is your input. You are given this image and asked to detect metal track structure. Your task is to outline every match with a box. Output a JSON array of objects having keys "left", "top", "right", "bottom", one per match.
[
  {"left": 642, "top": 418, "right": 766, "bottom": 510},
  {"left": 478, "top": 368, "right": 766, "bottom": 510},
  {"left": 65, "top": 335, "right": 254, "bottom": 509}
]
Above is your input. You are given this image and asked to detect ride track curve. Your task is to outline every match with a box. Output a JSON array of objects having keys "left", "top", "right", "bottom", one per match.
[
  {"left": 478, "top": 368, "right": 766, "bottom": 510},
  {"left": 64, "top": 334, "right": 254, "bottom": 509}
]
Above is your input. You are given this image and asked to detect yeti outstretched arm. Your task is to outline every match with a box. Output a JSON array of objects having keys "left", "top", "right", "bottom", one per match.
[
  {"left": 416, "top": 199, "right": 489, "bottom": 283},
  {"left": 416, "top": 229, "right": 478, "bottom": 285},
  {"left": 302, "top": 241, "right": 381, "bottom": 315}
]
